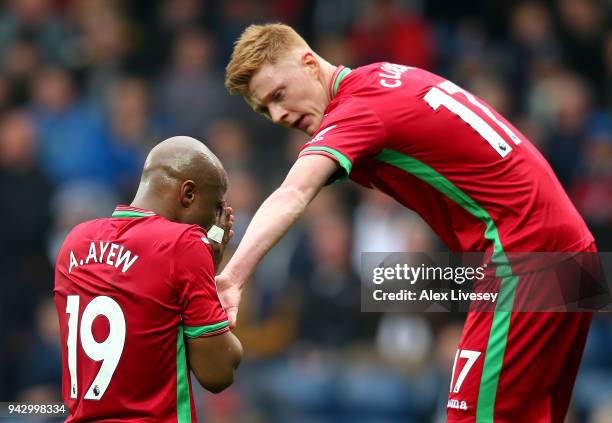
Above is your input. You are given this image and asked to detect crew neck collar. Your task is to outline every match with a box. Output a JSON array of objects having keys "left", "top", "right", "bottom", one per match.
[
  {"left": 329, "top": 65, "right": 352, "bottom": 98},
  {"left": 111, "top": 205, "right": 156, "bottom": 218}
]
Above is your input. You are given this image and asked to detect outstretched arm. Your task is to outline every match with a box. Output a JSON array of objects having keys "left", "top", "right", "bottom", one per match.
[{"left": 217, "top": 154, "right": 340, "bottom": 326}]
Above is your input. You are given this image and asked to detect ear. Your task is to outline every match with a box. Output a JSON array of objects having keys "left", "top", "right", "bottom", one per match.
[
  {"left": 301, "top": 52, "right": 319, "bottom": 77},
  {"left": 180, "top": 180, "right": 196, "bottom": 208}
]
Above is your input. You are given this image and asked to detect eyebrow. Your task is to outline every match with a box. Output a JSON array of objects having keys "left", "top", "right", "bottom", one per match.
[
  {"left": 252, "top": 86, "right": 279, "bottom": 115},
  {"left": 253, "top": 103, "right": 268, "bottom": 115}
]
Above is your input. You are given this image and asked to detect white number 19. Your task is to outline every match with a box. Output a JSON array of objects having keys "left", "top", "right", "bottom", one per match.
[
  {"left": 66, "top": 295, "right": 126, "bottom": 400},
  {"left": 424, "top": 80, "right": 521, "bottom": 158}
]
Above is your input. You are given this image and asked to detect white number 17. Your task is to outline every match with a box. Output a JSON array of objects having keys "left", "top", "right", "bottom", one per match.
[
  {"left": 424, "top": 80, "right": 521, "bottom": 158},
  {"left": 450, "top": 349, "right": 481, "bottom": 393}
]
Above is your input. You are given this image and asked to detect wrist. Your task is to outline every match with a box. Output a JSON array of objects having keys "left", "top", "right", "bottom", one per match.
[{"left": 221, "top": 265, "right": 248, "bottom": 288}]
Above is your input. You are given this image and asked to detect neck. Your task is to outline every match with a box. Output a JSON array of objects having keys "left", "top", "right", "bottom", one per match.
[
  {"left": 131, "top": 190, "right": 176, "bottom": 221},
  {"left": 320, "top": 61, "right": 339, "bottom": 101}
]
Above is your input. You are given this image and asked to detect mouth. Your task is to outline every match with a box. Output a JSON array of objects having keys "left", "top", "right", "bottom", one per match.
[{"left": 293, "top": 115, "right": 306, "bottom": 130}]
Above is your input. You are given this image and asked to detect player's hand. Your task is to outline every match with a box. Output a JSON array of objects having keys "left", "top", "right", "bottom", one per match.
[
  {"left": 210, "top": 206, "right": 234, "bottom": 268},
  {"left": 216, "top": 272, "right": 242, "bottom": 328}
]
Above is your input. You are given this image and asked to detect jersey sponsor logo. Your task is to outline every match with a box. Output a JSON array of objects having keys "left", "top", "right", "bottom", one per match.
[
  {"left": 379, "top": 63, "right": 414, "bottom": 88},
  {"left": 68, "top": 241, "right": 139, "bottom": 274},
  {"left": 447, "top": 399, "right": 468, "bottom": 410},
  {"left": 305, "top": 124, "right": 337, "bottom": 145}
]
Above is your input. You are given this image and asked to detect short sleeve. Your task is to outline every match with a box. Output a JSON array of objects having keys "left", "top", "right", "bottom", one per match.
[
  {"left": 174, "top": 226, "right": 229, "bottom": 338},
  {"left": 298, "top": 99, "right": 386, "bottom": 184}
]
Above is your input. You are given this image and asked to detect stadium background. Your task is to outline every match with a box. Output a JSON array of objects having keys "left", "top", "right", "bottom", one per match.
[{"left": 0, "top": 0, "right": 610, "bottom": 421}]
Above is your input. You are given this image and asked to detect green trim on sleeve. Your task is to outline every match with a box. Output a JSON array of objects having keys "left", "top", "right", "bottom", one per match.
[
  {"left": 301, "top": 146, "right": 352, "bottom": 183},
  {"left": 184, "top": 320, "right": 230, "bottom": 338}
]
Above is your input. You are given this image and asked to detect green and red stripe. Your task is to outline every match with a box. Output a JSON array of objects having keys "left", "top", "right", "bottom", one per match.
[
  {"left": 307, "top": 146, "right": 517, "bottom": 421},
  {"left": 329, "top": 66, "right": 352, "bottom": 98},
  {"left": 111, "top": 205, "right": 156, "bottom": 218},
  {"left": 373, "top": 149, "right": 517, "bottom": 422}
]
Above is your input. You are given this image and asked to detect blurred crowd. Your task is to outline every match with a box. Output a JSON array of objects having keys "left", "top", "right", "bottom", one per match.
[{"left": 0, "top": 0, "right": 610, "bottom": 422}]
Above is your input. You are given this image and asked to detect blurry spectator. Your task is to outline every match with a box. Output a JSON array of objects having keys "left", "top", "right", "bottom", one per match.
[
  {"left": 70, "top": 0, "right": 132, "bottom": 103},
  {"left": 313, "top": 33, "right": 356, "bottom": 68},
  {"left": 0, "top": 111, "right": 52, "bottom": 262},
  {"left": 557, "top": 0, "right": 608, "bottom": 103},
  {"left": 311, "top": 0, "right": 359, "bottom": 37},
  {"left": 376, "top": 314, "right": 432, "bottom": 369},
  {"left": 46, "top": 181, "right": 119, "bottom": 263},
  {"left": 510, "top": 2, "right": 559, "bottom": 60},
  {"left": 431, "top": 322, "right": 465, "bottom": 422},
  {"left": 348, "top": 0, "right": 436, "bottom": 69},
  {"left": 507, "top": 1, "right": 560, "bottom": 103},
  {"left": 0, "top": 0, "right": 76, "bottom": 66},
  {"left": 590, "top": 401, "right": 612, "bottom": 423},
  {"left": 290, "top": 204, "right": 372, "bottom": 348},
  {"left": 445, "top": 19, "right": 491, "bottom": 86},
  {"left": 29, "top": 65, "right": 118, "bottom": 187},
  {"left": 574, "top": 315, "right": 612, "bottom": 419},
  {"left": 0, "top": 111, "right": 53, "bottom": 400},
  {"left": 158, "top": 0, "right": 208, "bottom": 33},
  {"left": 603, "top": 30, "right": 612, "bottom": 111},
  {"left": 137, "top": 0, "right": 213, "bottom": 72},
  {"left": 225, "top": 169, "right": 262, "bottom": 245},
  {"left": 3, "top": 39, "right": 41, "bottom": 104},
  {"left": 107, "top": 76, "right": 153, "bottom": 147},
  {"left": 158, "top": 28, "right": 228, "bottom": 136},
  {"left": 216, "top": 0, "right": 264, "bottom": 64},
  {"left": 0, "top": 74, "right": 12, "bottom": 111},
  {"left": 352, "top": 189, "right": 439, "bottom": 271},
  {"left": 529, "top": 71, "right": 591, "bottom": 186},
  {"left": 205, "top": 118, "right": 254, "bottom": 173},
  {"left": 269, "top": 0, "right": 307, "bottom": 28},
  {"left": 106, "top": 76, "right": 160, "bottom": 196},
  {"left": 16, "top": 298, "right": 61, "bottom": 402},
  {"left": 570, "top": 113, "right": 612, "bottom": 248},
  {"left": 468, "top": 75, "right": 514, "bottom": 118}
]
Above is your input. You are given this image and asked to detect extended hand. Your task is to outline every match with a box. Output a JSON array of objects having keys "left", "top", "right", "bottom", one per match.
[{"left": 216, "top": 271, "right": 242, "bottom": 328}]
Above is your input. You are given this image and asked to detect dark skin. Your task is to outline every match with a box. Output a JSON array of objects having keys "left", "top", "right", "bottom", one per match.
[
  {"left": 131, "top": 136, "right": 242, "bottom": 393},
  {"left": 132, "top": 135, "right": 234, "bottom": 266}
]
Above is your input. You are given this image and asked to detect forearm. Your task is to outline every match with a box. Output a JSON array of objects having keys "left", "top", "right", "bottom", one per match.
[
  {"left": 223, "top": 185, "right": 311, "bottom": 284},
  {"left": 227, "top": 331, "right": 244, "bottom": 368},
  {"left": 188, "top": 331, "right": 243, "bottom": 393}
]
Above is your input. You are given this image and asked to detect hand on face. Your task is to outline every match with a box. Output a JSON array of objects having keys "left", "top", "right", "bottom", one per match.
[{"left": 209, "top": 205, "right": 234, "bottom": 268}]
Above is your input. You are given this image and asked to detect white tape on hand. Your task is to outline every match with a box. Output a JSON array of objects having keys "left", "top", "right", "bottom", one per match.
[{"left": 208, "top": 225, "right": 225, "bottom": 243}]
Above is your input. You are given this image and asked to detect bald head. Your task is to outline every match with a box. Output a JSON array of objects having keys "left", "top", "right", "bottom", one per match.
[
  {"left": 142, "top": 136, "right": 225, "bottom": 190},
  {"left": 133, "top": 136, "right": 227, "bottom": 229}
]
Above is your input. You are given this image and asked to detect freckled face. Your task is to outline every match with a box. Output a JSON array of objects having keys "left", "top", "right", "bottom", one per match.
[{"left": 248, "top": 56, "right": 329, "bottom": 136}]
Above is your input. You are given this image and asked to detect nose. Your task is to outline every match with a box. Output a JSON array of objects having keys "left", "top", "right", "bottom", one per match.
[{"left": 269, "top": 103, "right": 288, "bottom": 125}]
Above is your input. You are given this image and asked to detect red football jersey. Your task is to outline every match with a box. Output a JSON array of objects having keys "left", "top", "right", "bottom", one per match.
[
  {"left": 300, "top": 63, "right": 593, "bottom": 253},
  {"left": 54, "top": 205, "right": 229, "bottom": 423}
]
